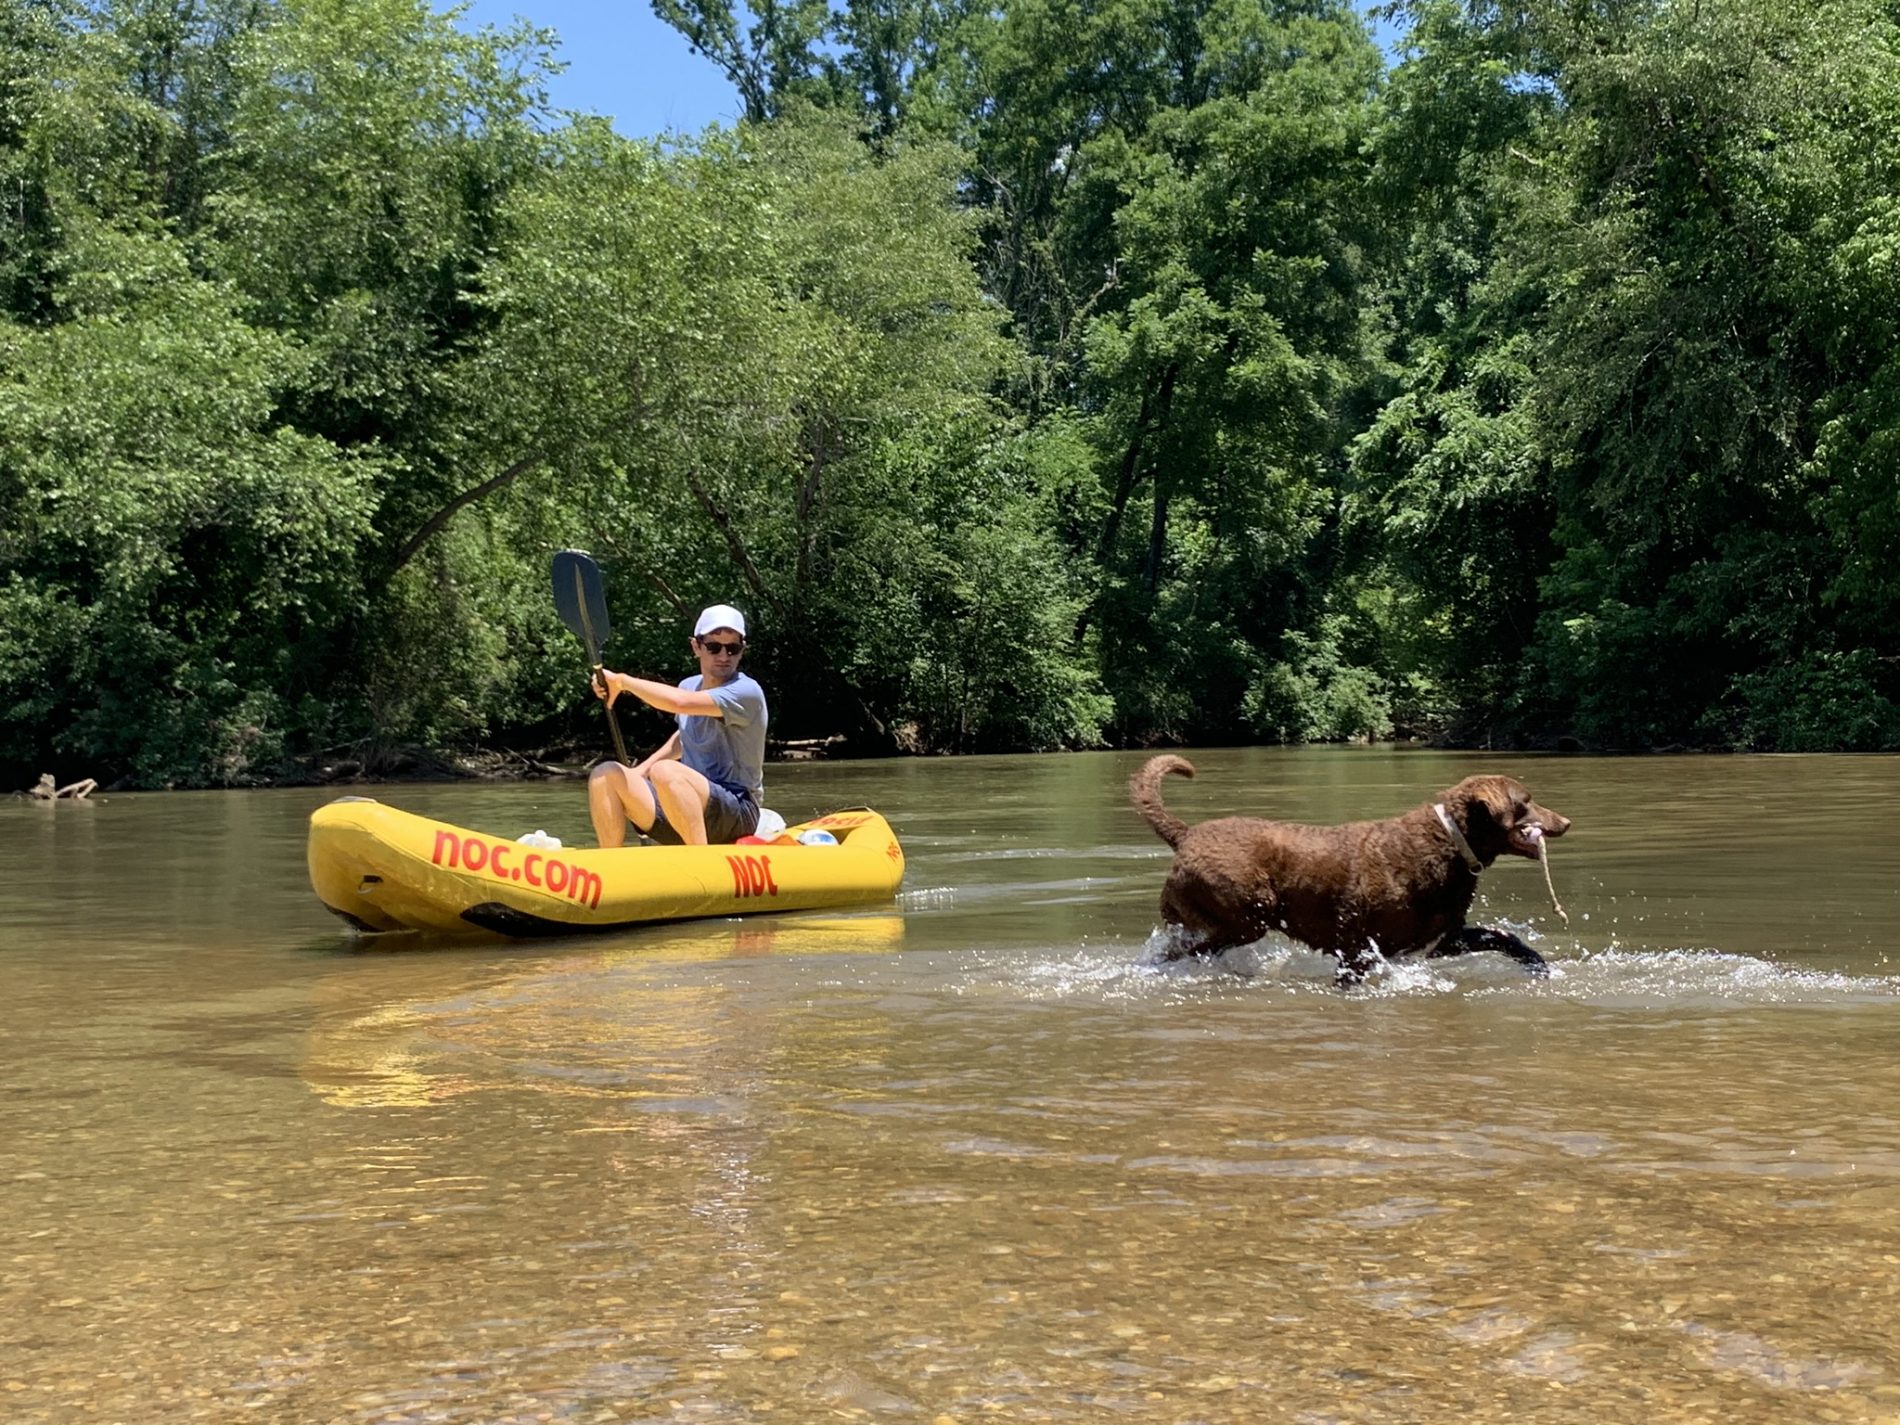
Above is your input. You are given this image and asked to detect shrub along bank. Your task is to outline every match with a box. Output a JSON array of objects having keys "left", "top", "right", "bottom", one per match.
[{"left": 4, "top": 0, "right": 1897, "bottom": 787}]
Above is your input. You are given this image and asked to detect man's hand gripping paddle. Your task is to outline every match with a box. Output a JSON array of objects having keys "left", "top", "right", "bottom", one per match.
[{"left": 551, "top": 549, "right": 630, "bottom": 764}]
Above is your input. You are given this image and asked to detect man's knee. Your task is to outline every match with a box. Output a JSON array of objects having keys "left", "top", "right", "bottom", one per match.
[
  {"left": 649, "top": 761, "right": 698, "bottom": 794},
  {"left": 590, "top": 761, "right": 654, "bottom": 821}
]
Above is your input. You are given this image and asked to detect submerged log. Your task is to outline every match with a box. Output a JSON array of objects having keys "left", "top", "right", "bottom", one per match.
[
  {"left": 26, "top": 774, "right": 96, "bottom": 800},
  {"left": 771, "top": 735, "right": 849, "bottom": 762}
]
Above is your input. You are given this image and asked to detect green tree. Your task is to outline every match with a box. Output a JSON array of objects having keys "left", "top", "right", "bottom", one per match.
[
  {"left": 1346, "top": 0, "right": 1559, "bottom": 738},
  {"left": 1356, "top": 0, "right": 1900, "bottom": 749},
  {"left": 470, "top": 112, "right": 1106, "bottom": 751},
  {"left": 0, "top": 225, "right": 379, "bottom": 782},
  {"left": 1517, "top": 0, "right": 1900, "bottom": 747},
  {"left": 1052, "top": 0, "right": 1387, "bottom": 741},
  {"left": 0, "top": 0, "right": 567, "bottom": 783}
]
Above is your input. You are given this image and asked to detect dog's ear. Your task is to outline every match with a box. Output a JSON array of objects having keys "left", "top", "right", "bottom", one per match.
[
  {"left": 1444, "top": 776, "right": 1522, "bottom": 857},
  {"left": 1495, "top": 778, "right": 1533, "bottom": 824}
]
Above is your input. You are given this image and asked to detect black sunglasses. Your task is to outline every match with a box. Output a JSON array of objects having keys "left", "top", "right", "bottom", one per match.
[{"left": 697, "top": 638, "right": 744, "bottom": 656}]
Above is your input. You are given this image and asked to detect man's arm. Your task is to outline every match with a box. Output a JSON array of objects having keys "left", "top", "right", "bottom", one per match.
[
  {"left": 633, "top": 731, "right": 682, "bottom": 777},
  {"left": 597, "top": 671, "right": 722, "bottom": 717}
]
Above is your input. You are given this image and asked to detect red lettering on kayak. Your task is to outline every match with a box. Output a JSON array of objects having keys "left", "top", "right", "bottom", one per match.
[
  {"left": 725, "top": 854, "right": 780, "bottom": 899},
  {"left": 567, "top": 867, "right": 602, "bottom": 910},
  {"left": 426, "top": 834, "right": 599, "bottom": 910}
]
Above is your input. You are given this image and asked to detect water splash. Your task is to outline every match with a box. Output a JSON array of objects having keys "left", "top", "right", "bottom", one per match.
[
  {"left": 994, "top": 929, "right": 1900, "bottom": 1006},
  {"left": 1515, "top": 945, "right": 1900, "bottom": 1007}
]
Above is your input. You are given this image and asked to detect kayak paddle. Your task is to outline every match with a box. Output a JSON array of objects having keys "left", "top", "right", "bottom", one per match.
[{"left": 551, "top": 548, "right": 630, "bottom": 764}]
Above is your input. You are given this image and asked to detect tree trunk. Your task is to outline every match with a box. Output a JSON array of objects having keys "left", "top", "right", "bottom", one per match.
[
  {"left": 381, "top": 454, "right": 541, "bottom": 584},
  {"left": 1078, "top": 361, "right": 1178, "bottom": 640},
  {"left": 683, "top": 468, "right": 892, "bottom": 745},
  {"left": 1094, "top": 361, "right": 1178, "bottom": 562},
  {"left": 793, "top": 423, "right": 829, "bottom": 592},
  {"left": 1144, "top": 477, "right": 1171, "bottom": 594}
]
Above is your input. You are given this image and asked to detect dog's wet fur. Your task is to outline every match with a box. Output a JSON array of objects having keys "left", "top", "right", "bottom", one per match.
[{"left": 1130, "top": 756, "right": 1571, "bottom": 986}]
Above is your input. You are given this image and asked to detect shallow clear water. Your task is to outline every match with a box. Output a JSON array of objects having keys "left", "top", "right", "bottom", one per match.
[{"left": 3, "top": 748, "right": 1898, "bottom": 1422}]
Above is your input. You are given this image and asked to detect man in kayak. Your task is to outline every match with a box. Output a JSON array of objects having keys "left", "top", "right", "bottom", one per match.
[{"left": 586, "top": 603, "right": 767, "bottom": 847}]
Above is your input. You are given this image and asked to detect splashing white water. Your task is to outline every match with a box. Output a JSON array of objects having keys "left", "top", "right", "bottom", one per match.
[{"left": 989, "top": 929, "right": 1900, "bottom": 1007}]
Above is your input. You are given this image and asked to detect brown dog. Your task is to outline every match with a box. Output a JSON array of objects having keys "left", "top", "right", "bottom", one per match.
[{"left": 1131, "top": 756, "right": 1571, "bottom": 984}]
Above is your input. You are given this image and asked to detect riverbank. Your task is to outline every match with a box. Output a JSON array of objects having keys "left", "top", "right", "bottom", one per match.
[
  {"left": 15, "top": 728, "right": 1773, "bottom": 797},
  {"left": 12, "top": 734, "right": 864, "bottom": 796},
  {"left": 304, "top": 734, "right": 856, "bottom": 785}
]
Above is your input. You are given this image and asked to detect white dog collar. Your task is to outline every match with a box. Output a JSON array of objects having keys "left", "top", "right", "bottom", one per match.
[{"left": 1434, "top": 803, "right": 1485, "bottom": 874}]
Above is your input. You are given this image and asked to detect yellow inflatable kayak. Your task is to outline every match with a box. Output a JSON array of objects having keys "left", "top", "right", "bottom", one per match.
[{"left": 308, "top": 797, "right": 906, "bottom": 937}]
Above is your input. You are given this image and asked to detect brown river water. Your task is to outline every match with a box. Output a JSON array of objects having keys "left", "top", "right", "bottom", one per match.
[{"left": 3, "top": 748, "right": 1898, "bottom": 1424}]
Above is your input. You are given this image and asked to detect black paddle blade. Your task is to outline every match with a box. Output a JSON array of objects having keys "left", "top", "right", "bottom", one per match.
[
  {"left": 551, "top": 549, "right": 613, "bottom": 661},
  {"left": 550, "top": 549, "right": 630, "bottom": 765}
]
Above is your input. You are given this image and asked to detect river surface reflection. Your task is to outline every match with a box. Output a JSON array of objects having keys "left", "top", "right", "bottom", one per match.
[{"left": 3, "top": 748, "right": 1898, "bottom": 1422}]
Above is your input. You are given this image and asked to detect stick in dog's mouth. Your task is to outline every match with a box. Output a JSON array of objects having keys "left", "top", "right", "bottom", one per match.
[{"left": 1525, "top": 824, "right": 1568, "bottom": 927}]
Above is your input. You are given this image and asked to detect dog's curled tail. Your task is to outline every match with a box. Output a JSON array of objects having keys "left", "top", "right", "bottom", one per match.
[{"left": 1129, "top": 754, "right": 1195, "bottom": 848}]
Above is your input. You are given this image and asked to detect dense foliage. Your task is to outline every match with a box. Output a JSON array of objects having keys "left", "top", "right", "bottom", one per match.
[{"left": 3, "top": 0, "right": 1897, "bottom": 786}]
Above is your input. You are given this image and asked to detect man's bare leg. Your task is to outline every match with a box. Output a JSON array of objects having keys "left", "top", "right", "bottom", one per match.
[
  {"left": 588, "top": 762, "right": 658, "bottom": 847},
  {"left": 648, "top": 760, "right": 714, "bottom": 845}
]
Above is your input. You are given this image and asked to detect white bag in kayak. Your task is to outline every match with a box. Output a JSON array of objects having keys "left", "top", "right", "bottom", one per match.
[{"left": 754, "top": 808, "right": 787, "bottom": 840}]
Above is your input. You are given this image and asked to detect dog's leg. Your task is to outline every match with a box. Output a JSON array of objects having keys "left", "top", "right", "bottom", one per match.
[
  {"left": 1156, "top": 926, "right": 1208, "bottom": 962},
  {"left": 1428, "top": 926, "right": 1548, "bottom": 977},
  {"left": 1157, "top": 878, "right": 1269, "bottom": 963},
  {"left": 1333, "top": 945, "right": 1380, "bottom": 990},
  {"left": 1161, "top": 927, "right": 1260, "bottom": 963}
]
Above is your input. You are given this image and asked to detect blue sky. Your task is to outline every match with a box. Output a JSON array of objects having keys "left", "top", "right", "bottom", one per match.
[
  {"left": 453, "top": 0, "right": 1402, "bottom": 139},
  {"left": 454, "top": 0, "right": 747, "bottom": 136}
]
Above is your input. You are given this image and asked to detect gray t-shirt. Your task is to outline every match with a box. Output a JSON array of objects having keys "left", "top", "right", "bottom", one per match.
[{"left": 676, "top": 672, "right": 767, "bottom": 801}]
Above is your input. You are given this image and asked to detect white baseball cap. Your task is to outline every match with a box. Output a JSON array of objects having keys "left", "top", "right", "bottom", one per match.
[{"left": 693, "top": 603, "right": 747, "bottom": 639}]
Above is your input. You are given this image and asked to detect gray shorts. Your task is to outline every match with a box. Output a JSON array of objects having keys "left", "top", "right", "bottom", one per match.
[{"left": 646, "top": 781, "right": 760, "bottom": 845}]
